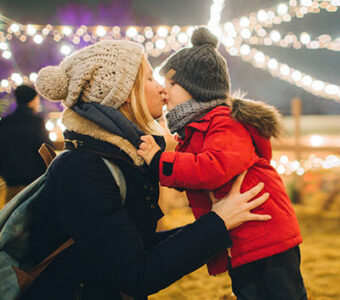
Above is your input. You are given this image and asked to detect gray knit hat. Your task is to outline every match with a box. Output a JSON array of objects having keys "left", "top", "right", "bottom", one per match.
[
  {"left": 35, "top": 40, "right": 144, "bottom": 109},
  {"left": 160, "top": 27, "right": 230, "bottom": 102}
]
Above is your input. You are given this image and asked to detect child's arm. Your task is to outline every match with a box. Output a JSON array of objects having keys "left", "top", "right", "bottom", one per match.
[{"left": 138, "top": 117, "right": 257, "bottom": 190}]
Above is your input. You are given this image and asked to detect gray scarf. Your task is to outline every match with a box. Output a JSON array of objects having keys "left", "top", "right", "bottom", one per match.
[{"left": 165, "top": 99, "right": 226, "bottom": 139}]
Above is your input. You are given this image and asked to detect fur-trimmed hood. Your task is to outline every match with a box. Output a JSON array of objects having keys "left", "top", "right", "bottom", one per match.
[
  {"left": 62, "top": 108, "right": 145, "bottom": 166},
  {"left": 230, "top": 98, "right": 282, "bottom": 139}
]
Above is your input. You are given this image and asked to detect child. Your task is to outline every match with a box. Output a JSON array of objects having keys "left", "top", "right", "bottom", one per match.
[{"left": 138, "top": 27, "right": 307, "bottom": 299}]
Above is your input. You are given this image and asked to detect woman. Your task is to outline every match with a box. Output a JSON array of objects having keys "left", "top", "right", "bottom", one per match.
[{"left": 21, "top": 40, "right": 270, "bottom": 300}]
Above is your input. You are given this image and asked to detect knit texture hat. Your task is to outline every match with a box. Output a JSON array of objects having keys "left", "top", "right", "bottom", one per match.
[
  {"left": 35, "top": 40, "right": 144, "bottom": 109},
  {"left": 14, "top": 85, "right": 37, "bottom": 105},
  {"left": 160, "top": 27, "right": 230, "bottom": 102}
]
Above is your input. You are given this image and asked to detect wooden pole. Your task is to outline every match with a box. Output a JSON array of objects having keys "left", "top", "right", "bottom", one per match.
[
  {"left": 291, "top": 98, "right": 302, "bottom": 203},
  {"left": 291, "top": 98, "right": 302, "bottom": 161}
]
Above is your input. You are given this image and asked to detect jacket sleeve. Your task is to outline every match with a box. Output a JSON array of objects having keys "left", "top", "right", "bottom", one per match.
[
  {"left": 159, "top": 116, "right": 257, "bottom": 190},
  {"left": 55, "top": 154, "right": 232, "bottom": 297}
]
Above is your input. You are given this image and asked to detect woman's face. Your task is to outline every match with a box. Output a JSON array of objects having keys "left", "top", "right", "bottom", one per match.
[
  {"left": 144, "top": 59, "right": 165, "bottom": 120},
  {"left": 164, "top": 78, "right": 192, "bottom": 111}
]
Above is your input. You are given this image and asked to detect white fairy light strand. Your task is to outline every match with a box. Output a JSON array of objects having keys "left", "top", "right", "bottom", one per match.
[
  {"left": 0, "top": 15, "right": 193, "bottom": 58},
  {"left": 222, "top": 1, "right": 340, "bottom": 52},
  {"left": 228, "top": 0, "right": 338, "bottom": 35},
  {"left": 215, "top": 0, "right": 340, "bottom": 102},
  {"left": 244, "top": 32, "right": 340, "bottom": 52},
  {"left": 0, "top": 72, "right": 38, "bottom": 93},
  {"left": 223, "top": 40, "right": 340, "bottom": 102},
  {"left": 271, "top": 154, "right": 340, "bottom": 176},
  {"left": 208, "top": 0, "right": 225, "bottom": 37}
]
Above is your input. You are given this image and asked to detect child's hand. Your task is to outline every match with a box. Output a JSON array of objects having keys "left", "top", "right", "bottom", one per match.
[
  {"left": 137, "top": 135, "right": 161, "bottom": 165},
  {"left": 164, "top": 133, "right": 178, "bottom": 151}
]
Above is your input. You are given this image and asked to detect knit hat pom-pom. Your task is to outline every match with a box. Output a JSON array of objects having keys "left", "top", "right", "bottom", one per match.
[
  {"left": 35, "top": 66, "right": 69, "bottom": 101},
  {"left": 191, "top": 26, "right": 218, "bottom": 48}
]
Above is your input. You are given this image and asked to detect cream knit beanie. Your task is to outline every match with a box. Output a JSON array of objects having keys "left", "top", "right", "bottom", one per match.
[{"left": 35, "top": 40, "right": 144, "bottom": 109}]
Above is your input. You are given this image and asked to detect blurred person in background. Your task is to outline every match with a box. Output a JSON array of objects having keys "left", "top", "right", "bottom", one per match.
[{"left": 0, "top": 84, "right": 49, "bottom": 204}]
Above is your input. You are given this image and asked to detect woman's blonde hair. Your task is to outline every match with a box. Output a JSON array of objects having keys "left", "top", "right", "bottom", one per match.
[{"left": 119, "top": 56, "right": 164, "bottom": 135}]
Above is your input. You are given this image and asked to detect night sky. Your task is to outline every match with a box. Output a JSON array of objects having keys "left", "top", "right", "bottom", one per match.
[{"left": 1, "top": 0, "right": 340, "bottom": 115}]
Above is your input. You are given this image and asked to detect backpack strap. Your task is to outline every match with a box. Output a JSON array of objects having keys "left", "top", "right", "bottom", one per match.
[
  {"left": 101, "top": 158, "right": 127, "bottom": 204},
  {"left": 15, "top": 239, "right": 75, "bottom": 291},
  {"left": 38, "top": 143, "right": 57, "bottom": 167}
]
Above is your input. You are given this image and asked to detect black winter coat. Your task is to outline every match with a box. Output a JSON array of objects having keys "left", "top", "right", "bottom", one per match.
[
  {"left": 0, "top": 106, "right": 49, "bottom": 186},
  {"left": 21, "top": 132, "right": 232, "bottom": 300}
]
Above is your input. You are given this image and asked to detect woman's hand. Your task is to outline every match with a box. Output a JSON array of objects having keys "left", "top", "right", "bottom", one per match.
[
  {"left": 211, "top": 171, "right": 271, "bottom": 230},
  {"left": 137, "top": 135, "right": 161, "bottom": 165}
]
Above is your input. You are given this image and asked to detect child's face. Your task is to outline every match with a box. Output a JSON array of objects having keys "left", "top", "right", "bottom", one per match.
[{"left": 164, "top": 78, "right": 192, "bottom": 111}]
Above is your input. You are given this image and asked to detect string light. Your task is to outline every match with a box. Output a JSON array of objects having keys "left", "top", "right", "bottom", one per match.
[
  {"left": 2, "top": 50, "right": 11, "bottom": 59},
  {"left": 240, "top": 44, "right": 251, "bottom": 55},
  {"left": 26, "top": 24, "right": 36, "bottom": 36},
  {"left": 60, "top": 44, "right": 72, "bottom": 55},
  {"left": 270, "top": 154, "right": 340, "bottom": 175},
  {"left": 231, "top": 0, "right": 338, "bottom": 34},
  {"left": 0, "top": 71, "right": 40, "bottom": 93},
  {"left": 9, "top": 23, "right": 20, "bottom": 33},
  {"left": 126, "top": 27, "right": 138, "bottom": 38},
  {"left": 0, "top": 79, "right": 9, "bottom": 88},
  {"left": 11, "top": 73, "right": 22, "bottom": 85},
  {"left": 245, "top": 32, "right": 340, "bottom": 52},
  {"left": 177, "top": 32, "right": 189, "bottom": 44},
  {"left": 0, "top": 18, "right": 195, "bottom": 61},
  {"left": 211, "top": 0, "right": 340, "bottom": 102},
  {"left": 300, "top": 0, "right": 313, "bottom": 6},
  {"left": 95, "top": 26, "right": 106, "bottom": 37},
  {"left": 208, "top": 0, "right": 225, "bottom": 37},
  {"left": 257, "top": 9, "right": 268, "bottom": 22},
  {"left": 33, "top": 34, "right": 43, "bottom": 44},
  {"left": 45, "top": 120, "right": 55, "bottom": 131},
  {"left": 221, "top": 37, "right": 340, "bottom": 102},
  {"left": 268, "top": 58, "right": 279, "bottom": 69},
  {"left": 57, "top": 118, "right": 66, "bottom": 132},
  {"left": 240, "top": 28, "right": 252, "bottom": 39},
  {"left": 29, "top": 72, "right": 38, "bottom": 82},
  {"left": 62, "top": 26, "right": 72, "bottom": 36},
  {"left": 300, "top": 32, "right": 311, "bottom": 44},
  {"left": 270, "top": 30, "right": 281, "bottom": 42},
  {"left": 277, "top": 3, "right": 289, "bottom": 15},
  {"left": 157, "top": 26, "right": 169, "bottom": 38},
  {"left": 0, "top": 42, "right": 8, "bottom": 50},
  {"left": 49, "top": 132, "right": 57, "bottom": 142}
]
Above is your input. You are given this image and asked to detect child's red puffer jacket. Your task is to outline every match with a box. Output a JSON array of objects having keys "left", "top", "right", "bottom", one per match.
[{"left": 159, "top": 101, "right": 302, "bottom": 275}]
